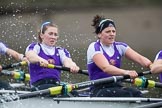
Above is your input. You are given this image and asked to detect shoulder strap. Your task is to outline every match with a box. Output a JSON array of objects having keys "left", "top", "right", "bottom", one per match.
[{"left": 94, "top": 41, "right": 101, "bottom": 51}]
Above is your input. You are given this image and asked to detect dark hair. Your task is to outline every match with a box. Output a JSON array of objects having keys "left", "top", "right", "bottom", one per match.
[
  {"left": 92, "top": 15, "right": 115, "bottom": 34},
  {"left": 92, "top": 15, "right": 105, "bottom": 34},
  {"left": 92, "top": 15, "right": 105, "bottom": 31},
  {"left": 38, "top": 22, "right": 58, "bottom": 42}
]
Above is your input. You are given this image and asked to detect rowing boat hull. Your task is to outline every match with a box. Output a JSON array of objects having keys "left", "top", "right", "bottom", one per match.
[{"left": 1, "top": 97, "right": 162, "bottom": 108}]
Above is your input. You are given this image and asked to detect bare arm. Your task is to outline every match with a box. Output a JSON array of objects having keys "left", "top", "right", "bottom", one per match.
[
  {"left": 125, "top": 47, "right": 152, "bottom": 68},
  {"left": 151, "top": 59, "right": 162, "bottom": 74},
  {"left": 63, "top": 57, "right": 80, "bottom": 73},
  {"left": 0, "top": 48, "right": 25, "bottom": 72},
  {"left": 6, "top": 48, "right": 24, "bottom": 61},
  {"left": 93, "top": 53, "right": 138, "bottom": 78},
  {"left": 25, "top": 50, "right": 48, "bottom": 66}
]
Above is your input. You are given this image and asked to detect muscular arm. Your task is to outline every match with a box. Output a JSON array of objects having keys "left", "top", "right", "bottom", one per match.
[
  {"left": 93, "top": 53, "right": 133, "bottom": 76},
  {"left": 6, "top": 48, "right": 24, "bottom": 61},
  {"left": 151, "top": 59, "right": 162, "bottom": 73},
  {"left": 63, "top": 58, "right": 76, "bottom": 67},
  {"left": 63, "top": 57, "right": 80, "bottom": 73},
  {"left": 25, "top": 50, "right": 48, "bottom": 64},
  {"left": 125, "top": 47, "right": 152, "bottom": 68}
]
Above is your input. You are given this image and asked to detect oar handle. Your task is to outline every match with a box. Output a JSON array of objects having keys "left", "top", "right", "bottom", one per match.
[
  {"left": 2, "top": 61, "right": 27, "bottom": 69},
  {"left": 73, "top": 70, "right": 151, "bottom": 90},
  {"left": 47, "top": 64, "right": 89, "bottom": 75}
]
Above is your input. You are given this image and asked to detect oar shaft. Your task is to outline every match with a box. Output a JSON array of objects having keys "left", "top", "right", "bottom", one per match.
[
  {"left": 47, "top": 64, "right": 89, "bottom": 75},
  {"left": 154, "top": 82, "right": 162, "bottom": 88},
  {"left": 17, "top": 75, "right": 130, "bottom": 100},
  {"left": 78, "top": 70, "right": 88, "bottom": 75},
  {"left": 18, "top": 89, "right": 50, "bottom": 99},
  {"left": 138, "top": 70, "right": 151, "bottom": 76},
  {"left": 125, "top": 77, "right": 162, "bottom": 88},
  {"left": 1, "top": 70, "right": 30, "bottom": 81},
  {"left": 13, "top": 71, "right": 150, "bottom": 100},
  {"left": 1, "top": 70, "right": 13, "bottom": 76},
  {"left": 2, "top": 61, "right": 27, "bottom": 69},
  {"left": 47, "top": 64, "right": 151, "bottom": 76},
  {"left": 74, "top": 75, "right": 128, "bottom": 89}
]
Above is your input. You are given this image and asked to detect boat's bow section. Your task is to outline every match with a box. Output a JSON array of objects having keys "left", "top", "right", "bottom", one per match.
[{"left": 1, "top": 97, "right": 162, "bottom": 108}]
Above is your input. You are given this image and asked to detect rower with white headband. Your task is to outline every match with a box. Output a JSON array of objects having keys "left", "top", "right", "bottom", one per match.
[{"left": 25, "top": 21, "right": 80, "bottom": 93}]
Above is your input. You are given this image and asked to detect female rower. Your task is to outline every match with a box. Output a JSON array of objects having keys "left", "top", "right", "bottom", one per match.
[
  {"left": 0, "top": 42, "right": 26, "bottom": 89},
  {"left": 87, "top": 15, "right": 152, "bottom": 97},
  {"left": 25, "top": 21, "right": 80, "bottom": 91}
]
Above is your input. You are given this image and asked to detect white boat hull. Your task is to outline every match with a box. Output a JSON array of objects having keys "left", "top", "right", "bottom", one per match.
[{"left": 1, "top": 97, "right": 162, "bottom": 108}]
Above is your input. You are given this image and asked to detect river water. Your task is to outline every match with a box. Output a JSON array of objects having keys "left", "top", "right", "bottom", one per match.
[{"left": 0, "top": 6, "right": 162, "bottom": 97}]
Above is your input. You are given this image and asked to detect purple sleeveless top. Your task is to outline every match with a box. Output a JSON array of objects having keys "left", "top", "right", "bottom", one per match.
[
  {"left": 157, "top": 50, "right": 162, "bottom": 82},
  {"left": 28, "top": 43, "right": 63, "bottom": 85},
  {"left": 87, "top": 41, "right": 122, "bottom": 80}
]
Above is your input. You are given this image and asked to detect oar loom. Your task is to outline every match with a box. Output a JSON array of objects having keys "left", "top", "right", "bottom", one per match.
[
  {"left": 0, "top": 61, "right": 88, "bottom": 81},
  {"left": 13, "top": 70, "right": 151, "bottom": 100}
]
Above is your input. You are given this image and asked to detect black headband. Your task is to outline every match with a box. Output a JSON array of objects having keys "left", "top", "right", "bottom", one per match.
[{"left": 95, "top": 19, "right": 115, "bottom": 34}]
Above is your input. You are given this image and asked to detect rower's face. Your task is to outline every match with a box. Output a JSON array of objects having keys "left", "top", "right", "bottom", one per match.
[
  {"left": 41, "top": 26, "right": 59, "bottom": 46},
  {"left": 98, "top": 26, "right": 116, "bottom": 45}
]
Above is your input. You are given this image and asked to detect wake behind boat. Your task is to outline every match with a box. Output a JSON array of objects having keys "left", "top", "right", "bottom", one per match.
[{"left": 1, "top": 97, "right": 162, "bottom": 108}]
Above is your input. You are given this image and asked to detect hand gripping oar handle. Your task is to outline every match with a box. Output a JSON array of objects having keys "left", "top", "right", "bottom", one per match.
[
  {"left": 2, "top": 61, "right": 27, "bottom": 69},
  {"left": 47, "top": 64, "right": 89, "bottom": 75},
  {"left": 47, "top": 64, "right": 152, "bottom": 76}
]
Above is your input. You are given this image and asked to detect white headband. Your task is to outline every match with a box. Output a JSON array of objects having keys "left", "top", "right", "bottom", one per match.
[{"left": 40, "top": 22, "right": 51, "bottom": 34}]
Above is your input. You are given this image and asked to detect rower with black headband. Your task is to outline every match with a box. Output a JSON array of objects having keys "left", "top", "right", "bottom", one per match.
[{"left": 87, "top": 15, "right": 152, "bottom": 97}]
